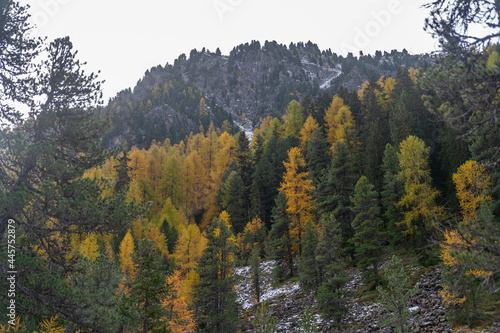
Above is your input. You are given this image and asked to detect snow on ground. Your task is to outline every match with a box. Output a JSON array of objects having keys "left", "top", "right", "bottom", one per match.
[
  {"left": 319, "top": 64, "right": 342, "bottom": 90},
  {"left": 235, "top": 260, "right": 334, "bottom": 331},
  {"left": 235, "top": 120, "right": 254, "bottom": 141},
  {"left": 235, "top": 260, "right": 302, "bottom": 310}
]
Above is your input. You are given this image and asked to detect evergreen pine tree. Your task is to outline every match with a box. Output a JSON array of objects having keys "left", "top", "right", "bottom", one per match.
[
  {"left": 315, "top": 141, "right": 357, "bottom": 261},
  {"left": 114, "top": 151, "right": 131, "bottom": 193},
  {"left": 160, "top": 218, "right": 179, "bottom": 253},
  {"left": 351, "top": 176, "right": 384, "bottom": 287},
  {"left": 195, "top": 217, "right": 240, "bottom": 332},
  {"left": 131, "top": 239, "right": 171, "bottom": 333},
  {"left": 70, "top": 254, "right": 126, "bottom": 332},
  {"left": 234, "top": 131, "right": 253, "bottom": 189},
  {"left": 311, "top": 91, "right": 332, "bottom": 128},
  {"left": 0, "top": 0, "right": 40, "bottom": 125},
  {"left": 468, "top": 114, "right": 500, "bottom": 215},
  {"left": 359, "top": 78, "right": 390, "bottom": 191},
  {"left": 268, "top": 192, "right": 294, "bottom": 281},
  {"left": 377, "top": 255, "right": 417, "bottom": 333},
  {"left": 253, "top": 302, "right": 278, "bottom": 333},
  {"left": 298, "top": 220, "right": 320, "bottom": 292},
  {"left": 0, "top": 36, "right": 140, "bottom": 327},
  {"left": 252, "top": 133, "right": 265, "bottom": 166},
  {"left": 315, "top": 214, "right": 349, "bottom": 326},
  {"left": 299, "top": 307, "right": 319, "bottom": 333},
  {"left": 305, "top": 128, "right": 330, "bottom": 186},
  {"left": 381, "top": 144, "right": 405, "bottom": 247},
  {"left": 250, "top": 245, "right": 261, "bottom": 303},
  {"left": 223, "top": 172, "right": 247, "bottom": 234},
  {"left": 250, "top": 134, "right": 298, "bottom": 228}
]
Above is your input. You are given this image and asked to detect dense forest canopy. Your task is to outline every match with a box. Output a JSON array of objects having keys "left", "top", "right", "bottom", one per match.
[{"left": 0, "top": 0, "right": 499, "bottom": 332}]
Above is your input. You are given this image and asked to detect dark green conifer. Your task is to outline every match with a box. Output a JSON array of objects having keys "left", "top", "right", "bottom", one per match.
[
  {"left": 250, "top": 245, "right": 261, "bottom": 303},
  {"left": 377, "top": 255, "right": 416, "bottom": 333},
  {"left": 195, "top": 217, "right": 240, "bottom": 333},
  {"left": 131, "top": 239, "right": 171, "bottom": 333},
  {"left": 298, "top": 220, "right": 320, "bottom": 291},
  {"left": 315, "top": 214, "right": 349, "bottom": 326},
  {"left": 315, "top": 141, "right": 357, "bottom": 261},
  {"left": 268, "top": 192, "right": 294, "bottom": 281},
  {"left": 351, "top": 176, "right": 384, "bottom": 287},
  {"left": 381, "top": 143, "right": 405, "bottom": 247},
  {"left": 160, "top": 218, "right": 179, "bottom": 253},
  {"left": 114, "top": 151, "right": 131, "bottom": 193},
  {"left": 305, "top": 128, "right": 330, "bottom": 185},
  {"left": 223, "top": 172, "right": 247, "bottom": 234}
]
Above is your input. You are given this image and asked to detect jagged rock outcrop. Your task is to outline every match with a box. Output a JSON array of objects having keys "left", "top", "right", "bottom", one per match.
[{"left": 99, "top": 41, "right": 431, "bottom": 148}]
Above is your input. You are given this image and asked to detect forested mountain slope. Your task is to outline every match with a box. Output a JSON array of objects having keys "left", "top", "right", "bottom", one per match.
[{"left": 99, "top": 41, "right": 431, "bottom": 148}]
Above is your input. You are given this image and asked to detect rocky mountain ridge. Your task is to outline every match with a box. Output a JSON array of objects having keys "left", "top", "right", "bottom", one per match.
[{"left": 99, "top": 41, "right": 431, "bottom": 148}]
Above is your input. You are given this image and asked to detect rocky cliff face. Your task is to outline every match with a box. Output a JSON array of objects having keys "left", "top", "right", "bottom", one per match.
[
  {"left": 100, "top": 40, "right": 431, "bottom": 148},
  {"left": 177, "top": 41, "right": 429, "bottom": 125}
]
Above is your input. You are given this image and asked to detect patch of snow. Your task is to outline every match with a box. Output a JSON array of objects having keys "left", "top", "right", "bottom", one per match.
[
  {"left": 235, "top": 260, "right": 301, "bottom": 310},
  {"left": 319, "top": 64, "right": 342, "bottom": 90},
  {"left": 409, "top": 306, "right": 420, "bottom": 313},
  {"left": 319, "top": 69, "right": 342, "bottom": 90},
  {"left": 235, "top": 120, "right": 254, "bottom": 141}
]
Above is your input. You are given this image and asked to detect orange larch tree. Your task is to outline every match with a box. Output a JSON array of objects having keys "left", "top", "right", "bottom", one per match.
[
  {"left": 161, "top": 270, "right": 197, "bottom": 333},
  {"left": 279, "top": 147, "right": 315, "bottom": 253}
]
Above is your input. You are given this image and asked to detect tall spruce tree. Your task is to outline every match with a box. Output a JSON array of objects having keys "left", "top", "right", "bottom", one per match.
[
  {"left": 250, "top": 134, "right": 298, "bottom": 228},
  {"left": 222, "top": 171, "right": 247, "bottom": 234},
  {"left": 381, "top": 143, "right": 405, "bottom": 247},
  {"left": 351, "top": 176, "right": 384, "bottom": 287},
  {"left": 195, "top": 217, "right": 240, "bottom": 332},
  {"left": 250, "top": 245, "right": 261, "bottom": 303},
  {"left": 130, "top": 239, "right": 171, "bottom": 333},
  {"left": 311, "top": 90, "right": 332, "bottom": 128},
  {"left": 359, "top": 78, "right": 390, "bottom": 191},
  {"left": 69, "top": 254, "right": 127, "bottom": 332},
  {"left": 315, "top": 214, "right": 349, "bottom": 326},
  {"left": 268, "top": 192, "right": 294, "bottom": 281},
  {"left": 305, "top": 128, "right": 330, "bottom": 186},
  {"left": 114, "top": 151, "right": 132, "bottom": 193},
  {"left": 298, "top": 220, "right": 320, "bottom": 292},
  {"left": 315, "top": 141, "right": 357, "bottom": 261}
]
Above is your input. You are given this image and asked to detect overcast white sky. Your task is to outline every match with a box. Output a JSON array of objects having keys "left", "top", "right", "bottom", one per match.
[{"left": 20, "top": 0, "right": 439, "bottom": 102}]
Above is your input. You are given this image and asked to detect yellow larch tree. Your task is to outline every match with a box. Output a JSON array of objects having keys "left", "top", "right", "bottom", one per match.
[
  {"left": 396, "top": 135, "right": 444, "bottom": 235},
  {"left": 377, "top": 76, "right": 396, "bottom": 110},
  {"left": 439, "top": 160, "right": 492, "bottom": 322},
  {"left": 147, "top": 225, "right": 169, "bottom": 258},
  {"left": 119, "top": 230, "right": 136, "bottom": 280},
  {"left": 80, "top": 233, "right": 99, "bottom": 261},
  {"left": 300, "top": 115, "right": 319, "bottom": 149},
  {"left": 128, "top": 146, "right": 148, "bottom": 180},
  {"left": 324, "top": 96, "right": 355, "bottom": 151},
  {"left": 241, "top": 216, "right": 265, "bottom": 255},
  {"left": 279, "top": 147, "right": 315, "bottom": 250},
  {"left": 173, "top": 223, "right": 207, "bottom": 274},
  {"left": 181, "top": 151, "right": 209, "bottom": 219},
  {"left": 146, "top": 154, "right": 162, "bottom": 190},
  {"left": 202, "top": 131, "right": 236, "bottom": 228},
  {"left": 161, "top": 270, "right": 197, "bottom": 333},
  {"left": 100, "top": 155, "right": 117, "bottom": 180},
  {"left": 452, "top": 160, "right": 492, "bottom": 224},
  {"left": 199, "top": 97, "right": 207, "bottom": 117}
]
